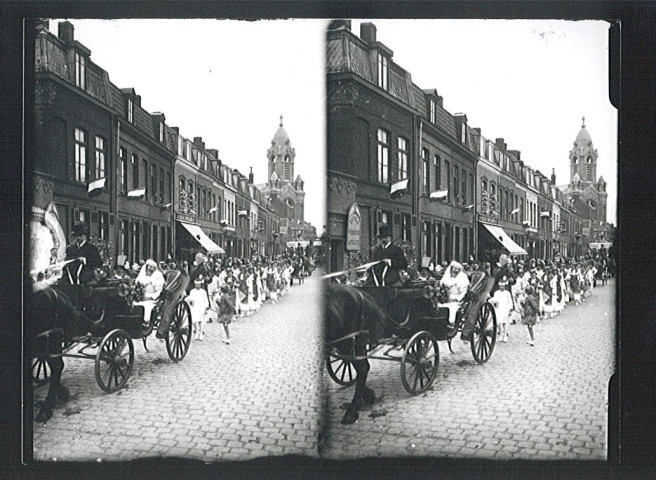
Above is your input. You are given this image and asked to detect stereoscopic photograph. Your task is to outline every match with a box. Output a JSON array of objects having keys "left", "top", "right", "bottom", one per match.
[{"left": 25, "top": 16, "right": 619, "bottom": 467}]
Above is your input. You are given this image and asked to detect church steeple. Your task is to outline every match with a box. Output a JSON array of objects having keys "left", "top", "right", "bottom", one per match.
[
  {"left": 267, "top": 115, "right": 296, "bottom": 183},
  {"left": 569, "top": 116, "right": 598, "bottom": 184}
]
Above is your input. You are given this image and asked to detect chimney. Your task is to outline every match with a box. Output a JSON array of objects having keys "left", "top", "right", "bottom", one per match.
[
  {"left": 360, "top": 22, "right": 377, "bottom": 44},
  {"left": 171, "top": 127, "right": 179, "bottom": 134},
  {"left": 437, "top": 95, "right": 443, "bottom": 107},
  {"left": 328, "top": 19, "right": 351, "bottom": 31},
  {"left": 508, "top": 149, "right": 521, "bottom": 161},
  {"left": 551, "top": 168, "right": 556, "bottom": 185},
  {"left": 495, "top": 138, "right": 507, "bottom": 151},
  {"left": 472, "top": 128, "right": 481, "bottom": 135},
  {"left": 58, "top": 21, "right": 74, "bottom": 42},
  {"left": 249, "top": 167, "right": 254, "bottom": 184},
  {"left": 135, "top": 95, "right": 141, "bottom": 106},
  {"left": 193, "top": 137, "right": 205, "bottom": 149},
  {"left": 206, "top": 148, "right": 219, "bottom": 159}
]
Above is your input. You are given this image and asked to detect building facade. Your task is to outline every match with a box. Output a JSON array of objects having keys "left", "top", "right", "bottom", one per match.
[
  {"left": 33, "top": 21, "right": 315, "bottom": 267},
  {"left": 326, "top": 20, "right": 613, "bottom": 273}
]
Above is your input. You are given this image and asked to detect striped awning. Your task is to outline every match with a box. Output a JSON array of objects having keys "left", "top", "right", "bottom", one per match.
[
  {"left": 178, "top": 221, "right": 225, "bottom": 254},
  {"left": 480, "top": 223, "right": 528, "bottom": 256}
]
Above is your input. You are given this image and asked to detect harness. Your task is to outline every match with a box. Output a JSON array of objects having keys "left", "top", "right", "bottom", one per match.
[{"left": 326, "top": 289, "right": 371, "bottom": 360}]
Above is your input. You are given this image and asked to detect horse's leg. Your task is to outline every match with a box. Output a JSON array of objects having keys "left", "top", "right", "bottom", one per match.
[
  {"left": 35, "top": 356, "right": 63, "bottom": 423},
  {"left": 341, "top": 336, "right": 370, "bottom": 425}
]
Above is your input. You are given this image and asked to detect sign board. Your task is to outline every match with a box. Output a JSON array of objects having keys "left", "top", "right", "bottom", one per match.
[
  {"left": 346, "top": 203, "right": 361, "bottom": 251},
  {"left": 589, "top": 242, "right": 612, "bottom": 250}
]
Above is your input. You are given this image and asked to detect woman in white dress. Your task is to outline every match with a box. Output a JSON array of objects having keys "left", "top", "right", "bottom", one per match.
[
  {"left": 438, "top": 261, "right": 470, "bottom": 325},
  {"left": 133, "top": 259, "right": 165, "bottom": 324}
]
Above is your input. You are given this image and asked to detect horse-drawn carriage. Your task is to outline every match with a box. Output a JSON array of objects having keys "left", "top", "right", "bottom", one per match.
[
  {"left": 29, "top": 268, "right": 192, "bottom": 421},
  {"left": 325, "top": 269, "right": 497, "bottom": 424}
]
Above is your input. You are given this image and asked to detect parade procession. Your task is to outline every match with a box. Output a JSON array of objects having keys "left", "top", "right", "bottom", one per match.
[{"left": 26, "top": 18, "right": 616, "bottom": 464}]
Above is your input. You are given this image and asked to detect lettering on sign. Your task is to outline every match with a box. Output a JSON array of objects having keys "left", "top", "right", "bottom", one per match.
[{"left": 346, "top": 203, "right": 361, "bottom": 251}]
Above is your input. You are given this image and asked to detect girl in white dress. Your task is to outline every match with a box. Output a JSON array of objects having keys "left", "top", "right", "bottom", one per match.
[
  {"left": 186, "top": 275, "right": 210, "bottom": 340},
  {"left": 491, "top": 277, "right": 513, "bottom": 342}
]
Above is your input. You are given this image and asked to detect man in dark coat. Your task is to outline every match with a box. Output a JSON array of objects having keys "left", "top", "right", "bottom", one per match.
[
  {"left": 65, "top": 223, "right": 102, "bottom": 285},
  {"left": 369, "top": 225, "right": 408, "bottom": 287}
]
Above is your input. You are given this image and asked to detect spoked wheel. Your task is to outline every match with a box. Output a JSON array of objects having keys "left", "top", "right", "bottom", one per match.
[
  {"left": 471, "top": 302, "right": 497, "bottom": 364},
  {"left": 166, "top": 301, "right": 192, "bottom": 362},
  {"left": 95, "top": 329, "right": 134, "bottom": 393},
  {"left": 30, "top": 357, "right": 51, "bottom": 385},
  {"left": 326, "top": 354, "right": 358, "bottom": 386},
  {"left": 401, "top": 331, "right": 439, "bottom": 395}
]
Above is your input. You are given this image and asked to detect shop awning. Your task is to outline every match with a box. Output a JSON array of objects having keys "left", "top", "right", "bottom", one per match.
[
  {"left": 480, "top": 223, "right": 528, "bottom": 256},
  {"left": 178, "top": 221, "right": 225, "bottom": 254}
]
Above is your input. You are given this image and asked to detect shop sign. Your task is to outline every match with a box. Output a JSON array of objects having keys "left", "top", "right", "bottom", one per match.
[{"left": 346, "top": 203, "right": 361, "bottom": 251}]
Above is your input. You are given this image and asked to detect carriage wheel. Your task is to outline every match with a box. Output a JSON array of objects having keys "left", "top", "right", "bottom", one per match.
[
  {"left": 30, "top": 357, "right": 51, "bottom": 385},
  {"left": 326, "top": 355, "right": 358, "bottom": 386},
  {"left": 95, "top": 329, "right": 134, "bottom": 393},
  {"left": 471, "top": 302, "right": 497, "bottom": 365},
  {"left": 401, "top": 331, "right": 439, "bottom": 395},
  {"left": 166, "top": 301, "right": 192, "bottom": 362}
]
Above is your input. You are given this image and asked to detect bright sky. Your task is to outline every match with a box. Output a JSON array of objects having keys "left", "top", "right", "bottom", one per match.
[
  {"left": 50, "top": 19, "right": 328, "bottom": 230},
  {"left": 353, "top": 19, "right": 617, "bottom": 224}
]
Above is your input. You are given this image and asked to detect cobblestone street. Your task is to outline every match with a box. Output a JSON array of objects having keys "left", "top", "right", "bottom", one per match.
[
  {"left": 321, "top": 280, "right": 615, "bottom": 460},
  {"left": 31, "top": 274, "right": 324, "bottom": 462}
]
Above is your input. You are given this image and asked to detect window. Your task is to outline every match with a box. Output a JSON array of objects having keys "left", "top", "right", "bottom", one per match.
[
  {"left": 377, "top": 53, "right": 388, "bottom": 91},
  {"left": 452, "top": 165, "right": 459, "bottom": 203},
  {"left": 74, "top": 128, "right": 86, "bottom": 182},
  {"left": 202, "top": 189, "right": 207, "bottom": 218},
  {"left": 93, "top": 136, "right": 106, "bottom": 180},
  {"left": 159, "top": 122, "right": 165, "bottom": 143},
  {"left": 397, "top": 137, "right": 408, "bottom": 180},
  {"left": 132, "top": 154, "right": 139, "bottom": 189},
  {"left": 151, "top": 165, "right": 157, "bottom": 202},
  {"left": 434, "top": 155, "right": 441, "bottom": 189},
  {"left": 186, "top": 142, "right": 191, "bottom": 160},
  {"left": 142, "top": 221, "right": 150, "bottom": 260},
  {"left": 444, "top": 160, "right": 450, "bottom": 201},
  {"left": 377, "top": 129, "right": 389, "bottom": 183},
  {"left": 423, "top": 221, "right": 431, "bottom": 257},
  {"left": 120, "top": 219, "right": 128, "bottom": 256},
  {"left": 74, "top": 52, "right": 85, "bottom": 89},
  {"left": 461, "top": 171, "right": 467, "bottom": 205},
  {"left": 99, "top": 212, "right": 109, "bottom": 241},
  {"left": 142, "top": 159, "right": 148, "bottom": 198},
  {"left": 422, "top": 148, "right": 429, "bottom": 194},
  {"left": 120, "top": 147, "right": 127, "bottom": 193},
  {"left": 461, "top": 123, "right": 466, "bottom": 143},
  {"left": 152, "top": 225, "right": 158, "bottom": 261},
  {"left": 430, "top": 100, "right": 436, "bottom": 124},
  {"left": 160, "top": 168, "right": 165, "bottom": 203},
  {"left": 166, "top": 172, "right": 171, "bottom": 203},
  {"left": 127, "top": 99, "right": 134, "bottom": 123},
  {"left": 402, "top": 213, "right": 411, "bottom": 242}
]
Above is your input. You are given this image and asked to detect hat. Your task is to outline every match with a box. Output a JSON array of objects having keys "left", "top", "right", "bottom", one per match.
[
  {"left": 195, "top": 253, "right": 208, "bottom": 266},
  {"left": 499, "top": 254, "right": 511, "bottom": 267},
  {"left": 377, "top": 225, "right": 392, "bottom": 238},
  {"left": 195, "top": 274, "right": 205, "bottom": 283},
  {"left": 498, "top": 275, "right": 508, "bottom": 286},
  {"left": 72, "top": 223, "right": 87, "bottom": 236}
]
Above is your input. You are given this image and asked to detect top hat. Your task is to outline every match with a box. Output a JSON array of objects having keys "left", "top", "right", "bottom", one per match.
[
  {"left": 377, "top": 225, "right": 392, "bottom": 238},
  {"left": 72, "top": 223, "right": 88, "bottom": 236}
]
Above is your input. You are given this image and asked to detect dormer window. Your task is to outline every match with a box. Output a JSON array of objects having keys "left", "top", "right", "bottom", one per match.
[
  {"left": 74, "top": 52, "right": 86, "bottom": 89},
  {"left": 127, "top": 99, "right": 134, "bottom": 123},
  {"left": 461, "top": 122, "right": 467, "bottom": 143},
  {"left": 430, "top": 99, "right": 436, "bottom": 124},
  {"left": 377, "top": 53, "right": 388, "bottom": 91},
  {"left": 159, "top": 121, "right": 165, "bottom": 143}
]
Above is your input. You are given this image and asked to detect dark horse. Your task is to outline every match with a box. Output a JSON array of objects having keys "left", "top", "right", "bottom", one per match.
[
  {"left": 325, "top": 283, "right": 396, "bottom": 424},
  {"left": 28, "top": 285, "right": 100, "bottom": 423}
]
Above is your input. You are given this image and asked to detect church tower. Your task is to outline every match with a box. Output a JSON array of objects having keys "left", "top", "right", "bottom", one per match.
[
  {"left": 258, "top": 116, "right": 305, "bottom": 222},
  {"left": 268, "top": 116, "right": 296, "bottom": 183},
  {"left": 560, "top": 117, "right": 608, "bottom": 223},
  {"left": 569, "top": 116, "right": 598, "bottom": 184}
]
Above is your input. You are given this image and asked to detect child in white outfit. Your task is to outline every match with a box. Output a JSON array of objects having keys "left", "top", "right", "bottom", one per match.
[
  {"left": 491, "top": 278, "right": 513, "bottom": 342},
  {"left": 187, "top": 275, "right": 210, "bottom": 341}
]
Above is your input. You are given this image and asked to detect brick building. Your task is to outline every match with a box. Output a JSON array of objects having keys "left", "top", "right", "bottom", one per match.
[
  {"left": 326, "top": 20, "right": 609, "bottom": 273},
  {"left": 33, "top": 20, "right": 313, "bottom": 267}
]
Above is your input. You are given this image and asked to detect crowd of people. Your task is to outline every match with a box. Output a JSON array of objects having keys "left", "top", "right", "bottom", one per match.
[
  {"left": 336, "top": 225, "right": 613, "bottom": 348},
  {"left": 412, "top": 252, "right": 612, "bottom": 346},
  {"left": 117, "top": 249, "right": 315, "bottom": 344}
]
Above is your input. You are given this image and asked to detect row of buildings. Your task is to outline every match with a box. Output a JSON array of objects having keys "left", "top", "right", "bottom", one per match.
[
  {"left": 325, "top": 20, "right": 614, "bottom": 273},
  {"left": 32, "top": 21, "right": 315, "bottom": 267}
]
